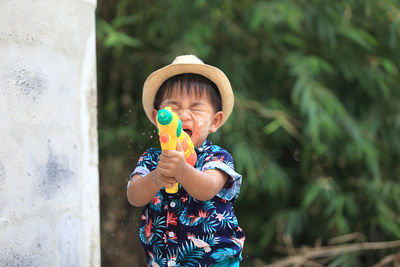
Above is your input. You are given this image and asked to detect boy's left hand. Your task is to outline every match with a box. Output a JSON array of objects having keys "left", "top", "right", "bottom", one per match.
[{"left": 157, "top": 140, "right": 188, "bottom": 179}]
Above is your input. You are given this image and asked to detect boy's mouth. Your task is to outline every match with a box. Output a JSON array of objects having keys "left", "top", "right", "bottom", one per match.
[{"left": 183, "top": 128, "right": 192, "bottom": 137}]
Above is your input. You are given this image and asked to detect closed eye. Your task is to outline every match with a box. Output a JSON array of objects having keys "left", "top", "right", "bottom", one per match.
[
  {"left": 190, "top": 102, "right": 207, "bottom": 112},
  {"left": 191, "top": 102, "right": 206, "bottom": 108}
]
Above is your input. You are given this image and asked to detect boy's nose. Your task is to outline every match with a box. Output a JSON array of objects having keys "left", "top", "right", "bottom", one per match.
[{"left": 177, "top": 109, "right": 191, "bottom": 120}]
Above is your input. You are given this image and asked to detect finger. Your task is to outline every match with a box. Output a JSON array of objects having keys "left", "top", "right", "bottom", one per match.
[
  {"left": 152, "top": 175, "right": 162, "bottom": 187},
  {"left": 157, "top": 171, "right": 173, "bottom": 181},
  {"left": 161, "top": 150, "right": 176, "bottom": 158},
  {"left": 159, "top": 177, "right": 176, "bottom": 188},
  {"left": 158, "top": 161, "right": 175, "bottom": 172},
  {"left": 164, "top": 182, "right": 176, "bottom": 188},
  {"left": 157, "top": 166, "right": 170, "bottom": 177},
  {"left": 176, "top": 139, "right": 183, "bottom": 152},
  {"left": 157, "top": 159, "right": 167, "bottom": 168},
  {"left": 158, "top": 155, "right": 174, "bottom": 167},
  {"left": 164, "top": 177, "right": 177, "bottom": 183},
  {"left": 158, "top": 166, "right": 176, "bottom": 178}
]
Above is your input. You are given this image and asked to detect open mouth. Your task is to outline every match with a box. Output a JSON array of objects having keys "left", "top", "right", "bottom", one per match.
[{"left": 183, "top": 128, "right": 192, "bottom": 137}]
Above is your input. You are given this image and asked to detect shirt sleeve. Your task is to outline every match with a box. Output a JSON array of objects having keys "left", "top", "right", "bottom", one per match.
[
  {"left": 127, "top": 149, "right": 159, "bottom": 187},
  {"left": 201, "top": 146, "right": 242, "bottom": 201}
]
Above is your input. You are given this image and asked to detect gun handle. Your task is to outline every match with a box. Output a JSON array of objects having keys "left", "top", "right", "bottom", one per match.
[{"left": 165, "top": 182, "right": 179, "bottom": 194}]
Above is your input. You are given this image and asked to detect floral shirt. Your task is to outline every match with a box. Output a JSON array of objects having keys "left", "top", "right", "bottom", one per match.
[{"left": 129, "top": 139, "right": 245, "bottom": 267}]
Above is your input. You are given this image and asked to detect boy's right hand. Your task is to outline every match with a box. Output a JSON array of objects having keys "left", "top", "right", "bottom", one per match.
[{"left": 152, "top": 168, "right": 178, "bottom": 189}]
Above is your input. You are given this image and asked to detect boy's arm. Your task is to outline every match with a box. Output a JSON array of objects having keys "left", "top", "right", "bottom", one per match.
[
  {"left": 179, "top": 168, "right": 228, "bottom": 201},
  {"left": 126, "top": 169, "right": 177, "bottom": 207},
  {"left": 127, "top": 172, "right": 160, "bottom": 207}
]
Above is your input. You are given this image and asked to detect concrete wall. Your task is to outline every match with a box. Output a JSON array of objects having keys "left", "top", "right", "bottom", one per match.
[{"left": 0, "top": 0, "right": 100, "bottom": 266}]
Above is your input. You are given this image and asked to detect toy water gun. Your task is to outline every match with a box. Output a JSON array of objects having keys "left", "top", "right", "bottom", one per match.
[{"left": 156, "top": 106, "right": 197, "bottom": 194}]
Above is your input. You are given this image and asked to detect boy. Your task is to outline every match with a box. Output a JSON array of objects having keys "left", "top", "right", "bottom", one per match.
[{"left": 127, "top": 55, "right": 245, "bottom": 267}]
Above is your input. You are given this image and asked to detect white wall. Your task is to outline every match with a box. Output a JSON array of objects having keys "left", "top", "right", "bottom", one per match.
[{"left": 0, "top": 0, "right": 100, "bottom": 266}]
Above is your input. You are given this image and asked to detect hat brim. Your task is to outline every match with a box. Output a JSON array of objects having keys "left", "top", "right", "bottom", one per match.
[{"left": 142, "top": 63, "right": 234, "bottom": 126}]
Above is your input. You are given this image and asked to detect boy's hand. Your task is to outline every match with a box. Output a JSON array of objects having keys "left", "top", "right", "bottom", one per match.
[
  {"left": 152, "top": 168, "right": 177, "bottom": 189},
  {"left": 157, "top": 140, "right": 189, "bottom": 180}
]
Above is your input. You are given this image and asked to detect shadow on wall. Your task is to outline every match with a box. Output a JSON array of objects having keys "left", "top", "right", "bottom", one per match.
[{"left": 37, "top": 145, "right": 76, "bottom": 200}]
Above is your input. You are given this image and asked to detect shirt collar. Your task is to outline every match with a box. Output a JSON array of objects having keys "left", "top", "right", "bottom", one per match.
[{"left": 195, "top": 139, "right": 211, "bottom": 153}]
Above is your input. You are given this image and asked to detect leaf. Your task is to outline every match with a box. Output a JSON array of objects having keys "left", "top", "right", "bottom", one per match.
[
  {"left": 105, "top": 31, "right": 142, "bottom": 48},
  {"left": 337, "top": 23, "right": 378, "bottom": 51},
  {"left": 377, "top": 215, "right": 400, "bottom": 238},
  {"left": 262, "top": 161, "right": 290, "bottom": 197},
  {"left": 263, "top": 119, "right": 281, "bottom": 134},
  {"left": 178, "top": 241, "right": 204, "bottom": 266},
  {"left": 259, "top": 217, "right": 278, "bottom": 247},
  {"left": 285, "top": 209, "right": 307, "bottom": 237},
  {"left": 302, "top": 182, "right": 322, "bottom": 209},
  {"left": 210, "top": 248, "right": 237, "bottom": 262},
  {"left": 281, "top": 33, "right": 305, "bottom": 48},
  {"left": 379, "top": 58, "right": 399, "bottom": 75},
  {"left": 112, "top": 15, "right": 140, "bottom": 27}
]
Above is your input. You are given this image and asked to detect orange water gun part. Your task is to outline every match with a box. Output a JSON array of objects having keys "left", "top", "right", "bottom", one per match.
[{"left": 156, "top": 106, "right": 197, "bottom": 194}]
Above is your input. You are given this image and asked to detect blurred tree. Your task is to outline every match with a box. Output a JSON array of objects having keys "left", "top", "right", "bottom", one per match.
[{"left": 97, "top": 0, "right": 400, "bottom": 266}]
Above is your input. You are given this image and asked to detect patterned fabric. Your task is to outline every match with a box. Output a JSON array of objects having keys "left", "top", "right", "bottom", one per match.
[{"left": 130, "top": 139, "right": 245, "bottom": 267}]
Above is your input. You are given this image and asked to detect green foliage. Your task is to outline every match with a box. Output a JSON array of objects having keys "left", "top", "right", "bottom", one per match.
[
  {"left": 97, "top": 0, "right": 400, "bottom": 265},
  {"left": 329, "top": 252, "right": 363, "bottom": 267}
]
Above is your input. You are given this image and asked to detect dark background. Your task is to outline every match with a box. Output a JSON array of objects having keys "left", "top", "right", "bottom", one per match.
[{"left": 97, "top": 1, "right": 400, "bottom": 266}]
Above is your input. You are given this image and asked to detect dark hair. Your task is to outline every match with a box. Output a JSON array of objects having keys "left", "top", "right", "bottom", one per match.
[{"left": 154, "top": 73, "right": 222, "bottom": 112}]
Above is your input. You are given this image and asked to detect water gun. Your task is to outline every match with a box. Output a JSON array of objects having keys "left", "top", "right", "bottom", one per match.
[{"left": 156, "top": 106, "right": 197, "bottom": 194}]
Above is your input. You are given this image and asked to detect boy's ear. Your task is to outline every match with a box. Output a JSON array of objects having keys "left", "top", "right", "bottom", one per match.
[
  {"left": 151, "top": 109, "right": 158, "bottom": 126},
  {"left": 209, "top": 111, "right": 224, "bottom": 133}
]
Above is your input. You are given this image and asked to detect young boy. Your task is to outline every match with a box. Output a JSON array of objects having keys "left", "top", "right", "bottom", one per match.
[{"left": 127, "top": 55, "right": 245, "bottom": 267}]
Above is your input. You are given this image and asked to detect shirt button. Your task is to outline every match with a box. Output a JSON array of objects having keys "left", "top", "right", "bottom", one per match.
[
  {"left": 169, "top": 202, "right": 176, "bottom": 208},
  {"left": 168, "top": 232, "right": 174, "bottom": 238},
  {"left": 170, "top": 260, "right": 176, "bottom": 266}
]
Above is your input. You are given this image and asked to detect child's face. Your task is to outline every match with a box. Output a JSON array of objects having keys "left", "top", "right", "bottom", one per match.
[{"left": 152, "top": 90, "right": 223, "bottom": 147}]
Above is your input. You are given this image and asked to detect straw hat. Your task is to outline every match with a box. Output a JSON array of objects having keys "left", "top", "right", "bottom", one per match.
[{"left": 142, "top": 55, "right": 234, "bottom": 126}]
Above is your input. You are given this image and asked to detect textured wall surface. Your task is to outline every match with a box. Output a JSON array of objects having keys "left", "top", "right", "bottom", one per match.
[{"left": 0, "top": 0, "right": 100, "bottom": 266}]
